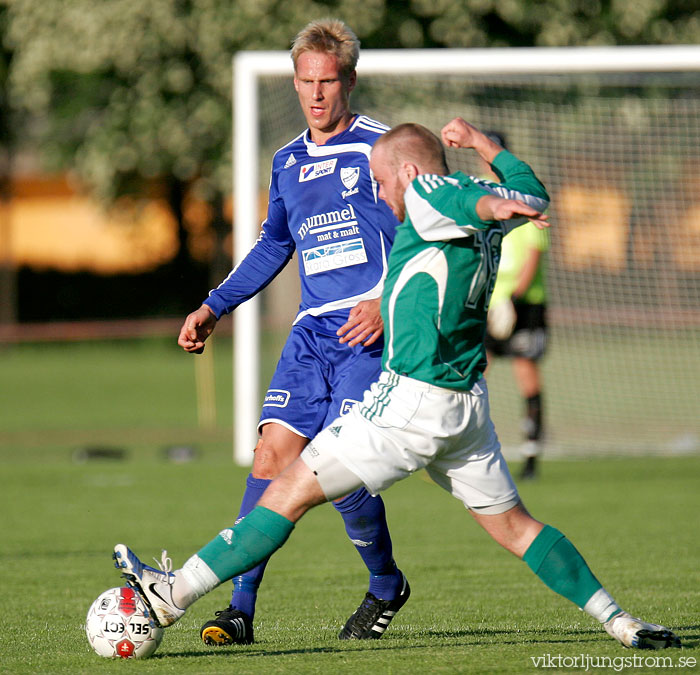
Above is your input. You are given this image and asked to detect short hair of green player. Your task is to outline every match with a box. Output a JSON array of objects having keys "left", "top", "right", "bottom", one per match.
[
  {"left": 291, "top": 18, "right": 360, "bottom": 78},
  {"left": 374, "top": 123, "right": 449, "bottom": 176}
]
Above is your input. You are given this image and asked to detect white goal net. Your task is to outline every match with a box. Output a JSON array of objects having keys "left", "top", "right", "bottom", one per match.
[{"left": 233, "top": 46, "right": 700, "bottom": 464}]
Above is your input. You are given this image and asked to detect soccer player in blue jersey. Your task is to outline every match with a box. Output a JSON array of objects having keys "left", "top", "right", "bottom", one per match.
[
  {"left": 125, "top": 119, "right": 680, "bottom": 651},
  {"left": 177, "top": 19, "right": 407, "bottom": 645}
]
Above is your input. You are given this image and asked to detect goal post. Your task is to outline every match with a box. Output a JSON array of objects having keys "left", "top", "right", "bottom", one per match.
[{"left": 232, "top": 45, "right": 700, "bottom": 465}]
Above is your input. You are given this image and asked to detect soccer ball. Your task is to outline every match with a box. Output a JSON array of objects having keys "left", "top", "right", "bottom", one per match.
[{"left": 85, "top": 586, "right": 164, "bottom": 659}]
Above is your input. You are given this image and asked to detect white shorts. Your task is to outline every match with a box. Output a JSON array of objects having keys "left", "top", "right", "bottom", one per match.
[{"left": 301, "top": 371, "right": 520, "bottom": 514}]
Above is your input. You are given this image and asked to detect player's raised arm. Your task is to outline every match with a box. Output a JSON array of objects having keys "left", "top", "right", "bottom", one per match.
[
  {"left": 441, "top": 117, "right": 504, "bottom": 165},
  {"left": 441, "top": 117, "right": 549, "bottom": 215}
]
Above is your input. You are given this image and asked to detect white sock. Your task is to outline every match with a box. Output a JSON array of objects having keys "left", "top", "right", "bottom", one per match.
[
  {"left": 583, "top": 588, "right": 622, "bottom": 623},
  {"left": 173, "top": 554, "right": 221, "bottom": 608}
]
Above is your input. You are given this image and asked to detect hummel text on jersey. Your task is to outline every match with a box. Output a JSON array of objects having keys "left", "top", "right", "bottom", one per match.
[{"left": 297, "top": 203, "right": 357, "bottom": 241}]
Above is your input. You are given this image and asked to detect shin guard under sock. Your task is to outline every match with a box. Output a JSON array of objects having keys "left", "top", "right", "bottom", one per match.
[
  {"left": 195, "top": 506, "right": 294, "bottom": 586},
  {"left": 334, "top": 488, "right": 401, "bottom": 600},
  {"left": 524, "top": 525, "right": 610, "bottom": 614},
  {"left": 230, "top": 475, "right": 272, "bottom": 619}
]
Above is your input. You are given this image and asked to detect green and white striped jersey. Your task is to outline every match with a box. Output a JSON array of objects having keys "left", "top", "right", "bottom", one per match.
[{"left": 380, "top": 150, "right": 549, "bottom": 390}]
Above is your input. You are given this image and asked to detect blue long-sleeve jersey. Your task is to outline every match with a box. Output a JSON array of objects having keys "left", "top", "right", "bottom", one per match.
[{"left": 204, "top": 115, "right": 398, "bottom": 337}]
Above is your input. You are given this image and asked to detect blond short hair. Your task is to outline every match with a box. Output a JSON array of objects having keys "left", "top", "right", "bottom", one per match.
[
  {"left": 375, "top": 123, "right": 449, "bottom": 175},
  {"left": 291, "top": 19, "right": 360, "bottom": 77}
]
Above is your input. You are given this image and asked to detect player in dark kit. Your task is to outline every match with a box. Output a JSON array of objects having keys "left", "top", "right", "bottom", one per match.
[{"left": 177, "top": 19, "right": 408, "bottom": 645}]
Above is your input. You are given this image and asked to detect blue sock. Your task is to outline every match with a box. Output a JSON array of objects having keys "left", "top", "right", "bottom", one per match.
[
  {"left": 230, "top": 474, "right": 271, "bottom": 620},
  {"left": 334, "top": 488, "right": 402, "bottom": 600}
]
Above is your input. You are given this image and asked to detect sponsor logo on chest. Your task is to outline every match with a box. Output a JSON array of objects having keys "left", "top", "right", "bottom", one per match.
[
  {"left": 299, "top": 158, "right": 337, "bottom": 182},
  {"left": 302, "top": 238, "right": 368, "bottom": 276}
]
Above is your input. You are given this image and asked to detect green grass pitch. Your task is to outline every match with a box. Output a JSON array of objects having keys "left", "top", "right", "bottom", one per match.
[{"left": 1, "top": 338, "right": 698, "bottom": 672}]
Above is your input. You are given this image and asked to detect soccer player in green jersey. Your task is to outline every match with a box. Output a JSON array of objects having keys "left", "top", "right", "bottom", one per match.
[{"left": 114, "top": 119, "right": 680, "bottom": 650}]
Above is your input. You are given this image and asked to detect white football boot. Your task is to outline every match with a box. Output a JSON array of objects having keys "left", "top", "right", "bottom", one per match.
[
  {"left": 113, "top": 544, "right": 185, "bottom": 627},
  {"left": 604, "top": 611, "right": 681, "bottom": 649}
]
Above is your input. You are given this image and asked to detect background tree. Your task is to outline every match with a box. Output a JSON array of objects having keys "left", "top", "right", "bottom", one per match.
[
  {"left": 0, "top": 2, "right": 16, "bottom": 325},
  {"left": 361, "top": 0, "right": 699, "bottom": 49},
  {"left": 3, "top": 1, "right": 390, "bottom": 304},
  {"left": 2, "top": 0, "right": 697, "bottom": 318}
]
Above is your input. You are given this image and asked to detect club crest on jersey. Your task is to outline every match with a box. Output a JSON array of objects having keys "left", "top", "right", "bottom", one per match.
[
  {"left": 340, "top": 167, "right": 360, "bottom": 198},
  {"left": 299, "top": 158, "right": 337, "bottom": 182}
]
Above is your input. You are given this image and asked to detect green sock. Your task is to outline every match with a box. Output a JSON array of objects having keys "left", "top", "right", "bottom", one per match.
[
  {"left": 523, "top": 525, "right": 604, "bottom": 610},
  {"left": 195, "top": 506, "right": 294, "bottom": 583}
]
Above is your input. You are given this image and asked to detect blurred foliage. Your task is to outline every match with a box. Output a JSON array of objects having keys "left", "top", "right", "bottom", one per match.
[
  {"left": 2, "top": 0, "right": 387, "bottom": 204},
  {"left": 2, "top": 0, "right": 697, "bottom": 207},
  {"left": 0, "top": 2, "right": 695, "bottom": 326},
  {"left": 0, "top": 3, "right": 11, "bottom": 167},
  {"left": 5, "top": 0, "right": 320, "bottom": 202},
  {"left": 400, "top": 0, "right": 699, "bottom": 48}
]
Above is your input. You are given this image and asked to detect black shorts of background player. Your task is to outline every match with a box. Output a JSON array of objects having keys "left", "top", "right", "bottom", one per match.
[{"left": 485, "top": 302, "right": 547, "bottom": 479}]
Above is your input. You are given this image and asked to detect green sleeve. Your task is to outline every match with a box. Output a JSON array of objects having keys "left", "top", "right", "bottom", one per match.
[
  {"left": 490, "top": 150, "right": 549, "bottom": 202},
  {"left": 406, "top": 175, "right": 494, "bottom": 242}
]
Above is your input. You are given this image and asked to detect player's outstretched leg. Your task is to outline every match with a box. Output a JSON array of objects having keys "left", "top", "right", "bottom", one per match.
[
  {"left": 521, "top": 525, "right": 682, "bottom": 649},
  {"left": 113, "top": 545, "right": 186, "bottom": 628},
  {"left": 604, "top": 612, "right": 681, "bottom": 649},
  {"left": 334, "top": 489, "right": 409, "bottom": 639},
  {"left": 114, "top": 506, "right": 297, "bottom": 631},
  {"left": 473, "top": 507, "right": 682, "bottom": 650}
]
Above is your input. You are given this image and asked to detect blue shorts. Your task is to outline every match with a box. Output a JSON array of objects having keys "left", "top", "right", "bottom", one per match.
[{"left": 258, "top": 325, "right": 383, "bottom": 439}]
